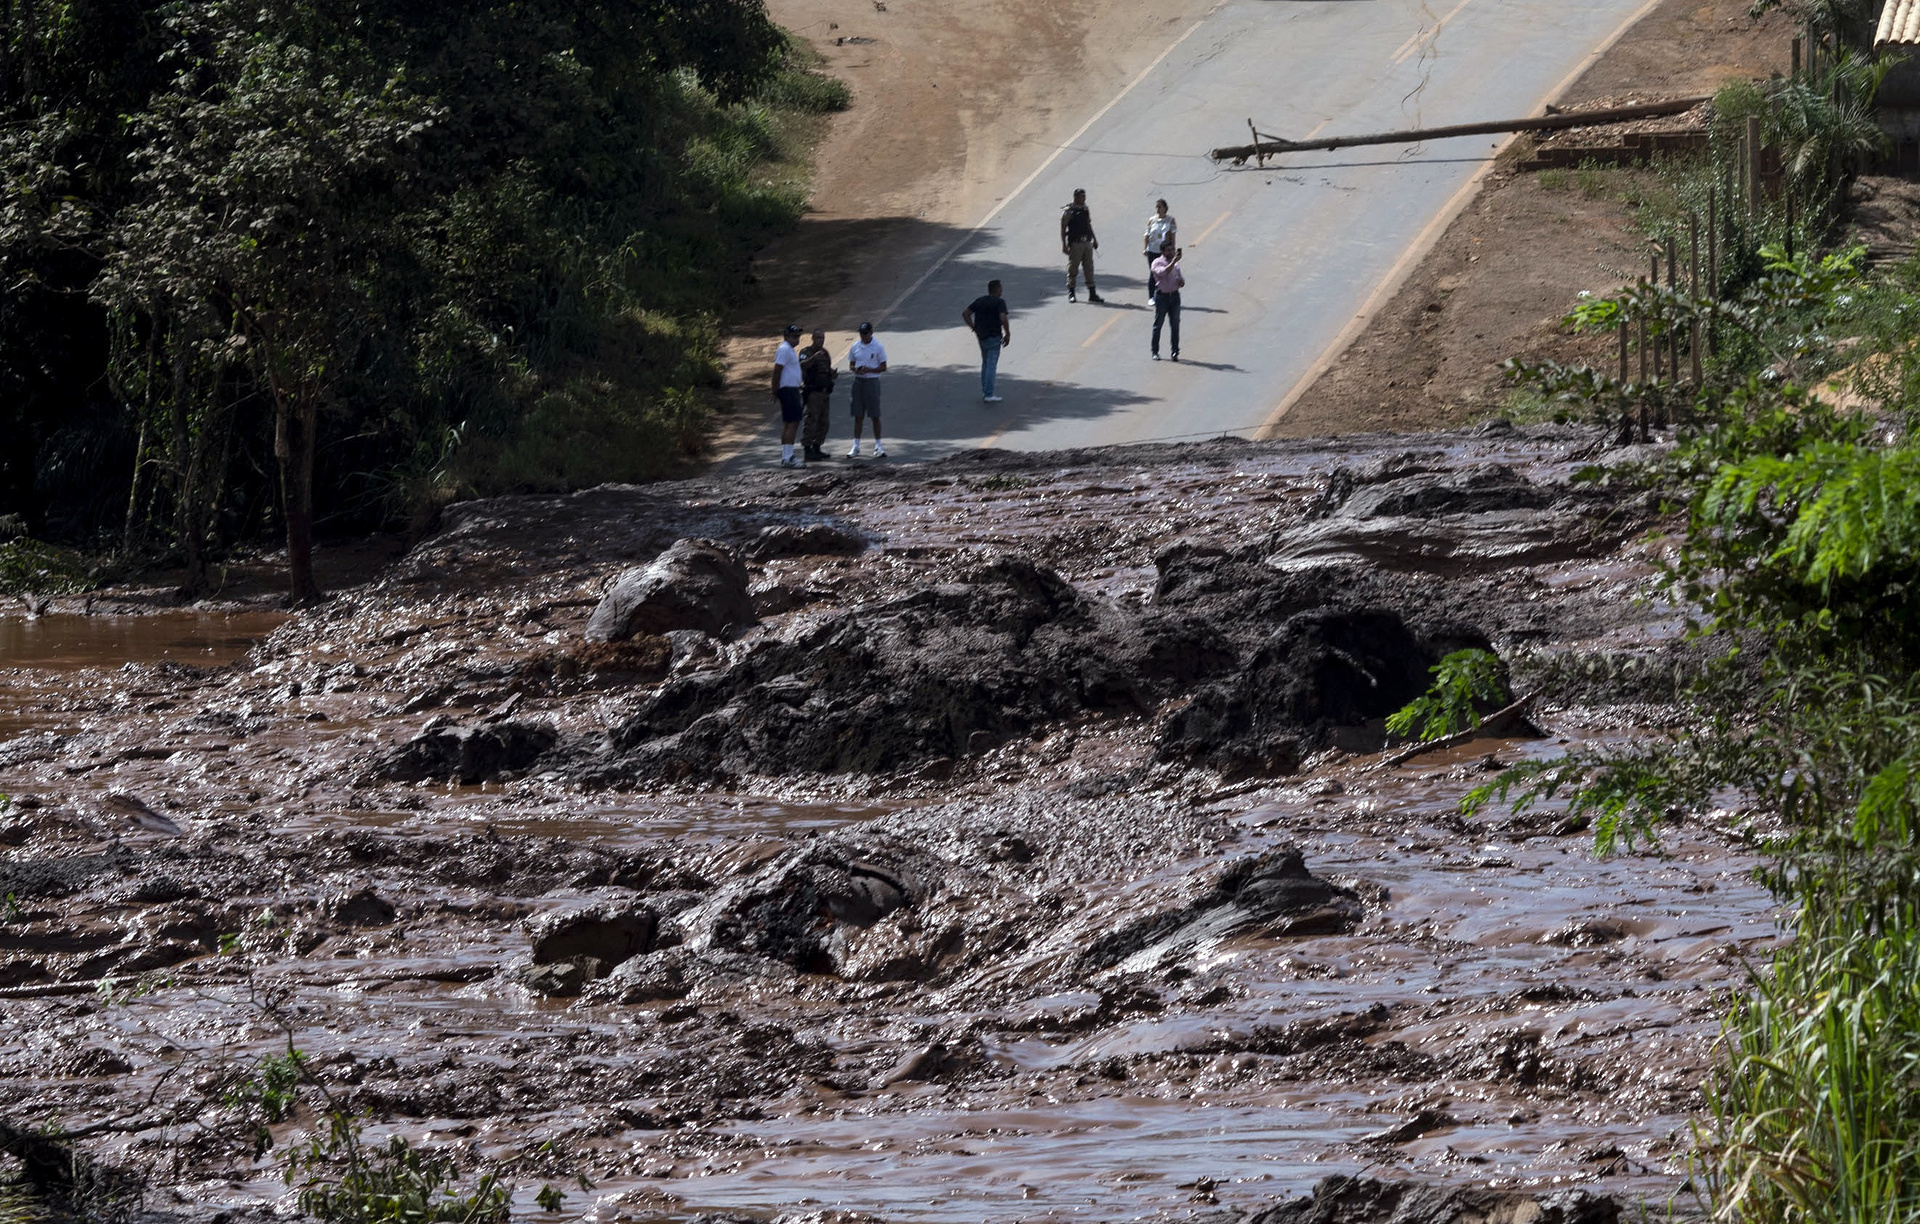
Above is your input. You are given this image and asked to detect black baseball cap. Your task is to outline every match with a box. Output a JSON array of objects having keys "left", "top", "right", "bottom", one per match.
[
  {"left": 858, "top": 321, "right": 873, "bottom": 333},
  {"left": 784, "top": 323, "right": 801, "bottom": 335}
]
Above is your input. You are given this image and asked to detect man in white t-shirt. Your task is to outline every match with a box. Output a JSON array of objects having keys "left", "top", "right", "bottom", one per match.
[
  {"left": 771, "top": 323, "right": 805, "bottom": 467},
  {"left": 845, "top": 321, "right": 888, "bottom": 458}
]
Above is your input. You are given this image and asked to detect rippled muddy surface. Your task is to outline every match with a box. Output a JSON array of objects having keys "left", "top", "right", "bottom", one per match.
[{"left": 0, "top": 426, "right": 1766, "bottom": 1223}]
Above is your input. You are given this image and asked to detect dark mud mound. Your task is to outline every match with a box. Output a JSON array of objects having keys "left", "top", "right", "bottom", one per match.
[
  {"left": 1247, "top": 1175, "right": 1616, "bottom": 1224},
  {"left": 596, "top": 556, "right": 1192, "bottom": 782},
  {"left": 586, "top": 538, "right": 756, "bottom": 642},
  {"left": 373, "top": 717, "right": 557, "bottom": 784},
  {"left": 1084, "top": 846, "right": 1364, "bottom": 970},
  {"left": 589, "top": 547, "right": 1493, "bottom": 783}
]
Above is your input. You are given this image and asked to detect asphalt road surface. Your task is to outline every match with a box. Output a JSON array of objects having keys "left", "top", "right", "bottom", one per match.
[{"left": 773, "top": 0, "right": 1657, "bottom": 463}]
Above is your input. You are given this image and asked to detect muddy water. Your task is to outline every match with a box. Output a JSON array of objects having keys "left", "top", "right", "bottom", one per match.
[
  {"left": 0, "top": 429, "right": 1777, "bottom": 1223},
  {"left": 0, "top": 611, "right": 286, "bottom": 669}
]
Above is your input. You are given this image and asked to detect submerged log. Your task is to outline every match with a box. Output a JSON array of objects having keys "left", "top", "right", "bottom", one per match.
[{"left": 1212, "top": 96, "right": 1710, "bottom": 163}]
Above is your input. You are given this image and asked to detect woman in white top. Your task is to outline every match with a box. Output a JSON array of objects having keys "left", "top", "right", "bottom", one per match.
[{"left": 1143, "top": 199, "right": 1176, "bottom": 301}]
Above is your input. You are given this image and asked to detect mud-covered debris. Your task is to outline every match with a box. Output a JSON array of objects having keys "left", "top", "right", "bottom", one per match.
[
  {"left": 881, "top": 1042, "right": 948, "bottom": 1085},
  {"left": 1245, "top": 1175, "right": 1616, "bottom": 1224},
  {"left": 747, "top": 522, "right": 868, "bottom": 560},
  {"left": 585, "top": 538, "right": 756, "bottom": 642},
  {"left": 1085, "top": 847, "right": 1363, "bottom": 971},
  {"left": 1338, "top": 463, "right": 1552, "bottom": 520},
  {"left": 1271, "top": 464, "right": 1634, "bottom": 576},
  {"left": 1363, "top": 1108, "right": 1454, "bottom": 1145},
  {"left": 328, "top": 886, "right": 397, "bottom": 927},
  {"left": 374, "top": 719, "right": 557, "bottom": 784}
]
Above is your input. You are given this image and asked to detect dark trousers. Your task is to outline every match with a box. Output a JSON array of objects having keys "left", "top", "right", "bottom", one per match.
[
  {"left": 1145, "top": 250, "right": 1158, "bottom": 297},
  {"left": 1152, "top": 291, "right": 1181, "bottom": 356}
]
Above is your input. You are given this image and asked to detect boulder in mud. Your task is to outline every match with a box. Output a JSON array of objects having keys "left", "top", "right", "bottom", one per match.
[
  {"left": 1084, "top": 846, "right": 1364, "bottom": 971},
  {"left": 747, "top": 522, "right": 867, "bottom": 561},
  {"left": 529, "top": 900, "right": 667, "bottom": 968},
  {"left": 374, "top": 719, "right": 557, "bottom": 784},
  {"left": 682, "top": 837, "right": 943, "bottom": 976},
  {"left": 586, "top": 538, "right": 755, "bottom": 642}
]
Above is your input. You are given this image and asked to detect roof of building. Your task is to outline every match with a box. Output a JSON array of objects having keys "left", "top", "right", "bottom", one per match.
[{"left": 1879, "top": 0, "right": 1920, "bottom": 47}]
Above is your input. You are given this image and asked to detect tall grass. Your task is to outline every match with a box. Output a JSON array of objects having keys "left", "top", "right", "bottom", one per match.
[{"left": 1701, "top": 869, "right": 1920, "bottom": 1223}]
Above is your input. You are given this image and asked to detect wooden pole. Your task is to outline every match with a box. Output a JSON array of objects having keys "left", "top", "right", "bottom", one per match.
[
  {"left": 1618, "top": 318, "right": 1629, "bottom": 384},
  {"left": 1210, "top": 95, "right": 1713, "bottom": 161},
  {"left": 1707, "top": 184, "right": 1719, "bottom": 355},
  {"left": 1689, "top": 215, "right": 1703, "bottom": 386},
  {"left": 1248, "top": 118, "right": 1265, "bottom": 167},
  {"left": 1638, "top": 286, "right": 1648, "bottom": 387},
  {"left": 1650, "top": 253, "right": 1662, "bottom": 380},
  {"left": 1746, "top": 115, "right": 1763, "bottom": 220},
  {"left": 1792, "top": 36, "right": 1801, "bottom": 78},
  {"left": 1667, "top": 235, "right": 1681, "bottom": 379}
]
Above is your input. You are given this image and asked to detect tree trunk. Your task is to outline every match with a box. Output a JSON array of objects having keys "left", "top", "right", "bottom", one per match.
[
  {"left": 1, "top": 0, "right": 15, "bottom": 102},
  {"left": 122, "top": 416, "right": 147, "bottom": 556},
  {"left": 168, "top": 336, "right": 208, "bottom": 595},
  {"left": 19, "top": 0, "right": 33, "bottom": 97},
  {"left": 281, "top": 393, "right": 321, "bottom": 605}
]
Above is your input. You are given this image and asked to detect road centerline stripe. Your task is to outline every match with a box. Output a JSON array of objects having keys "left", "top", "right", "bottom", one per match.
[
  {"left": 1081, "top": 315, "right": 1124, "bottom": 348},
  {"left": 1190, "top": 210, "right": 1232, "bottom": 247},
  {"left": 1389, "top": 0, "right": 1477, "bottom": 65}
]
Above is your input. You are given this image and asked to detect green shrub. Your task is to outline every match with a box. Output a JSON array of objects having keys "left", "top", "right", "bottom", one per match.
[{"left": 1386, "top": 648, "right": 1508, "bottom": 743}]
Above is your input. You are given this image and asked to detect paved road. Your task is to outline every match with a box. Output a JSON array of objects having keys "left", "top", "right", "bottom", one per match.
[{"left": 759, "top": 0, "right": 1656, "bottom": 464}]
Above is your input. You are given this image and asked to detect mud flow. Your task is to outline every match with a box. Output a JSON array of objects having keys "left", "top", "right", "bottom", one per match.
[{"left": 0, "top": 424, "right": 1768, "bottom": 1223}]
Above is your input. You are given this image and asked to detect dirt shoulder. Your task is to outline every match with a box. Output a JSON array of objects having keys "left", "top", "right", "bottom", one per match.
[
  {"left": 708, "top": 0, "right": 1217, "bottom": 459},
  {"left": 1272, "top": 0, "right": 1794, "bottom": 437}
]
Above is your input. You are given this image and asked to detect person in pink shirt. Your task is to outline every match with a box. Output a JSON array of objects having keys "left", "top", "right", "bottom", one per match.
[{"left": 1149, "top": 240, "right": 1184, "bottom": 361}]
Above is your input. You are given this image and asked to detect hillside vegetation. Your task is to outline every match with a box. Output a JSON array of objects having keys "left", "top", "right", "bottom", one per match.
[{"left": 0, "top": 0, "right": 844, "bottom": 598}]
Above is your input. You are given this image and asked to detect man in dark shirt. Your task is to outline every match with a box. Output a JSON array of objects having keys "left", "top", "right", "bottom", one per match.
[
  {"left": 1059, "top": 188, "right": 1103, "bottom": 303},
  {"left": 961, "top": 279, "right": 1011, "bottom": 403},
  {"left": 798, "top": 329, "right": 836, "bottom": 461}
]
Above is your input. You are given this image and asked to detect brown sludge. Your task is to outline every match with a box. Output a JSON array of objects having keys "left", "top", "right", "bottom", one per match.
[{"left": 0, "top": 424, "right": 1769, "bottom": 1222}]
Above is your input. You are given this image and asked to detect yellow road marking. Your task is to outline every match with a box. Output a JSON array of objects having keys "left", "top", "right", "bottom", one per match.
[
  {"left": 1081, "top": 314, "right": 1123, "bottom": 348},
  {"left": 1190, "top": 211, "right": 1232, "bottom": 247},
  {"left": 1389, "top": 0, "right": 1477, "bottom": 65}
]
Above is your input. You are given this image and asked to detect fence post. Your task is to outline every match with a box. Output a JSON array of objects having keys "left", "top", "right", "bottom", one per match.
[
  {"left": 1689, "top": 215, "right": 1703, "bottom": 388},
  {"left": 1746, "top": 114, "right": 1763, "bottom": 221},
  {"left": 1707, "top": 185, "right": 1719, "bottom": 354},
  {"left": 1650, "top": 253, "right": 1662, "bottom": 380}
]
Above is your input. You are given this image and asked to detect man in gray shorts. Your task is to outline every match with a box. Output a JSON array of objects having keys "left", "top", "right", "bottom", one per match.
[{"left": 845, "top": 321, "right": 888, "bottom": 458}]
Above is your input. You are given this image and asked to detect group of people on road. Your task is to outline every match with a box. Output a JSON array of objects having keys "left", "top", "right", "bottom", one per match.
[
  {"left": 769, "top": 189, "right": 1190, "bottom": 464},
  {"left": 771, "top": 321, "right": 888, "bottom": 467}
]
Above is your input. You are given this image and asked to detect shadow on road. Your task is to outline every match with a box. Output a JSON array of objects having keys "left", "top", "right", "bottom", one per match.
[{"left": 714, "top": 364, "right": 1162, "bottom": 471}]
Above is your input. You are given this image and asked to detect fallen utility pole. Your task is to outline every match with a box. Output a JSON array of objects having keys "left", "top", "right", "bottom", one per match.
[{"left": 1212, "top": 95, "right": 1711, "bottom": 163}]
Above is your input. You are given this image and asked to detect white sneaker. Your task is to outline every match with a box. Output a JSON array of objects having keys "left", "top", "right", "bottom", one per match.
[
  {"left": 872, "top": 442, "right": 886, "bottom": 457},
  {"left": 984, "top": 395, "right": 1003, "bottom": 403},
  {"left": 848, "top": 443, "right": 862, "bottom": 457}
]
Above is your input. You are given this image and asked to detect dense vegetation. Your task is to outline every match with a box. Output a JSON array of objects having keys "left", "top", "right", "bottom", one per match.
[
  {"left": 0, "top": 0, "right": 844, "bottom": 599},
  {"left": 1489, "top": 66, "right": 1920, "bottom": 1222}
]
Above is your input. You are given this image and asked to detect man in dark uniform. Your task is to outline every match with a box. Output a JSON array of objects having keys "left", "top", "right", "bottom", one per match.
[
  {"left": 1060, "top": 188, "right": 1103, "bottom": 303},
  {"left": 798, "top": 329, "right": 835, "bottom": 462}
]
